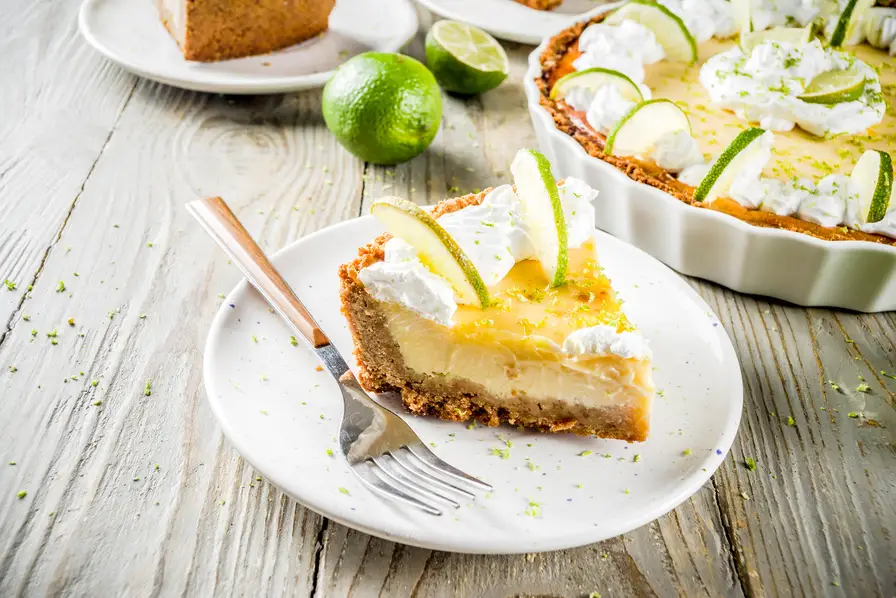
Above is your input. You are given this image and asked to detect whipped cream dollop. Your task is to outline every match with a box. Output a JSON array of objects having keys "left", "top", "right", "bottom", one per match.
[
  {"left": 865, "top": 8, "right": 896, "bottom": 55},
  {"left": 697, "top": 137, "right": 896, "bottom": 240},
  {"left": 572, "top": 21, "right": 665, "bottom": 85},
  {"left": 657, "top": 0, "right": 738, "bottom": 42},
  {"left": 749, "top": 0, "right": 822, "bottom": 31},
  {"left": 565, "top": 84, "right": 703, "bottom": 173},
  {"left": 562, "top": 325, "right": 651, "bottom": 360},
  {"left": 699, "top": 39, "right": 885, "bottom": 136},
  {"left": 359, "top": 238, "right": 458, "bottom": 325},
  {"left": 360, "top": 181, "right": 652, "bottom": 358}
]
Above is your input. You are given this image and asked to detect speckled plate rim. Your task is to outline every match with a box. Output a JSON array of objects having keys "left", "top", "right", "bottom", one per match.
[
  {"left": 200, "top": 214, "right": 744, "bottom": 554},
  {"left": 78, "top": 0, "right": 418, "bottom": 94}
]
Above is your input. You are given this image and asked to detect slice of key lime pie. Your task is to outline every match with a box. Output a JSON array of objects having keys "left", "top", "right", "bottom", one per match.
[
  {"left": 339, "top": 150, "right": 654, "bottom": 442},
  {"left": 537, "top": 0, "right": 896, "bottom": 244}
]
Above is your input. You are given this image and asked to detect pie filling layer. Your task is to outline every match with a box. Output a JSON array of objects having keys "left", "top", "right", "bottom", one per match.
[
  {"left": 538, "top": 10, "right": 896, "bottom": 245},
  {"left": 339, "top": 188, "right": 655, "bottom": 441}
]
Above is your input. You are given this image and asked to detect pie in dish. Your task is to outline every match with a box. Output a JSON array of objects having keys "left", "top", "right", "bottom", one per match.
[
  {"left": 155, "top": 0, "right": 335, "bottom": 62},
  {"left": 536, "top": 0, "right": 896, "bottom": 246},
  {"left": 339, "top": 150, "right": 655, "bottom": 442}
]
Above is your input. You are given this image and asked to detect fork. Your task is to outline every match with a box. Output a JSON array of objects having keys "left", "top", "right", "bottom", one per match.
[{"left": 187, "top": 196, "right": 493, "bottom": 516}]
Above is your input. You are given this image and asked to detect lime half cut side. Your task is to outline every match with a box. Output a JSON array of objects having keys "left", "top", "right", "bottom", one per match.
[
  {"left": 605, "top": 0, "right": 698, "bottom": 64},
  {"left": 850, "top": 149, "right": 893, "bottom": 224},
  {"left": 370, "top": 197, "right": 491, "bottom": 307},
  {"left": 797, "top": 66, "right": 867, "bottom": 104},
  {"left": 425, "top": 20, "right": 509, "bottom": 95}
]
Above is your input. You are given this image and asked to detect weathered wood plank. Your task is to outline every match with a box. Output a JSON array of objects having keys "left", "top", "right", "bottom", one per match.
[
  {"left": 0, "top": 75, "right": 362, "bottom": 596},
  {"left": 0, "top": 0, "right": 137, "bottom": 333},
  {"left": 693, "top": 281, "right": 896, "bottom": 597}
]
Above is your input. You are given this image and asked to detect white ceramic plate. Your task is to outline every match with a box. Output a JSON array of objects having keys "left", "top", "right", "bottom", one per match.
[
  {"left": 523, "top": 32, "right": 896, "bottom": 312},
  {"left": 413, "top": 0, "right": 618, "bottom": 44},
  {"left": 78, "top": 0, "right": 418, "bottom": 94},
  {"left": 202, "top": 215, "right": 742, "bottom": 554}
]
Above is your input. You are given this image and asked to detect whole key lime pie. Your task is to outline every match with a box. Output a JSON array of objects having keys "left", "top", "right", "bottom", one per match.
[
  {"left": 339, "top": 150, "right": 655, "bottom": 442},
  {"left": 537, "top": 0, "right": 896, "bottom": 244}
]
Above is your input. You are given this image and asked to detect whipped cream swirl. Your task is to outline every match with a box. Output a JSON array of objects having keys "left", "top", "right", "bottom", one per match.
[
  {"left": 699, "top": 39, "right": 885, "bottom": 136},
  {"left": 360, "top": 181, "right": 652, "bottom": 358},
  {"left": 657, "top": 0, "right": 738, "bottom": 42},
  {"left": 865, "top": 8, "right": 896, "bottom": 56},
  {"left": 572, "top": 21, "right": 665, "bottom": 85}
]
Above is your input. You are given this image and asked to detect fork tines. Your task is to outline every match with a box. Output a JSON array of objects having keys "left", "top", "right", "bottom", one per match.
[{"left": 355, "top": 445, "right": 492, "bottom": 516}]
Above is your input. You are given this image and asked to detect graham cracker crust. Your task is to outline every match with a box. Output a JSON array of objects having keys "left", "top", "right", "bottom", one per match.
[
  {"left": 161, "top": 0, "right": 335, "bottom": 62},
  {"left": 338, "top": 191, "right": 649, "bottom": 442},
  {"left": 535, "top": 14, "right": 896, "bottom": 247}
]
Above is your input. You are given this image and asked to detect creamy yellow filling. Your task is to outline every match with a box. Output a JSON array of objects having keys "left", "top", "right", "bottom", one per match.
[
  {"left": 646, "top": 39, "right": 896, "bottom": 181},
  {"left": 377, "top": 239, "right": 653, "bottom": 407},
  {"left": 451, "top": 240, "right": 633, "bottom": 347}
]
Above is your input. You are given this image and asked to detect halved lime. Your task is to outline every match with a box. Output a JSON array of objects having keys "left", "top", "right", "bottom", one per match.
[
  {"left": 510, "top": 149, "right": 568, "bottom": 287},
  {"left": 739, "top": 26, "right": 815, "bottom": 53},
  {"left": 370, "top": 197, "right": 490, "bottom": 307},
  {"left": 425, "top": 20, "right": 509, "bottom": 95},
  {"left": 694, "top": 128, "right": 768, "bottom": 203},
  {"left": 604, "top": 99, "right": 691, "bottom": 157},
  {"left": 604, "top": 0, "right": 698, "bottom": 64},
  {"left": 797, "top": 66, "right": 867, "bottom": 104},
  {"left": 829, "top": 0, "right": 875, "bottom": 47},
  {"left": 550, "top": 67, "right": 644, "bottom": 103},
  {"left": 850, "top": 149, "right": 893, "bottom": 223}
]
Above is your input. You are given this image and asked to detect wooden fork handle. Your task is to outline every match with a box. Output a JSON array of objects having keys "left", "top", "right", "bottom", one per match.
[{"left": 187, "top": 196, "right": 330, "bottom": 348}]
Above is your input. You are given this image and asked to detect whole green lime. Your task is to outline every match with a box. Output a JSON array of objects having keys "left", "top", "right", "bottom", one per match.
[{"left": 322, "top": 52, "right": 443, "bottom": 165}]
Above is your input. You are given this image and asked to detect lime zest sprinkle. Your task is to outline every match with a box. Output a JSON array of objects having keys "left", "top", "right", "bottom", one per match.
[
  {"left": 745, "top": 457, "right": 757, "bottom": 471},
  {"left": 856, "top": 384, "right": 870, "bottom": 393}
]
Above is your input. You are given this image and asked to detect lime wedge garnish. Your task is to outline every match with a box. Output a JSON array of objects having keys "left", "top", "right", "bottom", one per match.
[
  {"left": 732, "top": 0, "right": 752, "bottom": 40},
  {"left": 604, "top": 0, "right": 698, "bottom": 64},
  {"left": 850, "top": 149, "right": 893, "bottom": 224},
  {"left": 739, "top": 26, "right": 815, "bottom": 53},
  {"left": 370, "top": 197, "right": 490, "bottom": 307},
  {"left": 797, "top": 66, "right": 867, "bottom": 104},
  {"left": 694, "top": 128, "right": 768, "bottom": 203},
  {"left": 425, "top": 20, "right": 509, "bottom": 95},
  {"left": 510, "top": 149, "right": 568, "bottom": 287},
  {"left": 550, "top": 68, "right": 644, "bottom": 103},
  {"left": 604, "top": 99, "right": 691, "bottom": 157},
  {"left": 829, "top": 0, "right": 875, "bottom": 47}
]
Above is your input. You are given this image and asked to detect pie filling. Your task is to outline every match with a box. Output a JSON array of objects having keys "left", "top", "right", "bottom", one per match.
[
  {"left": 538, "top": 4, "right": 896, "bottom": 244},
  {"left": 340, "top": 186, "right": 655, "bottom": 441}
]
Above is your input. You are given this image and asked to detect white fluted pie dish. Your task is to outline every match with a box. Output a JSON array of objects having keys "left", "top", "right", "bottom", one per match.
[{"left": 524, "top": 41, "right": 896, "bottom": 313}]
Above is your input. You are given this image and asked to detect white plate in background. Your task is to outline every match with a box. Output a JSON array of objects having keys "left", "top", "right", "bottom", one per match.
[
  {"left": 78, "top": 0, "right": 418, "bottom": 94},
  {"left": 413, "top": 0, "right": 619, "bottom": 44},
  {"left": 201, "top": 215, "right": 743, "bottom": 554}
]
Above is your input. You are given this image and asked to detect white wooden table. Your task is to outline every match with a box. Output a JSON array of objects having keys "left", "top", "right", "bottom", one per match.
[{"left": 1, "top": 3, "right": 894, "bottom": 596}]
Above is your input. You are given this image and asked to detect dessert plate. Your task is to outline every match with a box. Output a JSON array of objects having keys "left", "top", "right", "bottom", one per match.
[
  {"left": 412, "top": 0, "right": 619, "bottom": 44},
  {"left": 202, "top": 215, "right": 743, "bottom": 554},
  {"left": 78, "top": 0, "right": 418, "bottom": 94}
]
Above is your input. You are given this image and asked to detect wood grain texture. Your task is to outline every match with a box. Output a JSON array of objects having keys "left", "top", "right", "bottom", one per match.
[
  {"left": 0, "top": 63, "right": 361, "bottom": 594},
  {"left": 0, "top": 0, "right": 137, "bottom": 334},
  {"left": 1, "top": 3, "right": 894, "bottom": 597}
]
